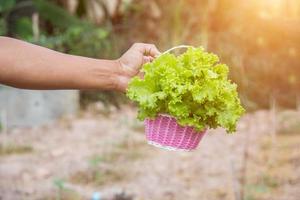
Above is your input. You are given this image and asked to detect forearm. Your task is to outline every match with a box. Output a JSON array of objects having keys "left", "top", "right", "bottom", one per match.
[{"left": 0, "top": 37, "right": 121, "bottom": 90}]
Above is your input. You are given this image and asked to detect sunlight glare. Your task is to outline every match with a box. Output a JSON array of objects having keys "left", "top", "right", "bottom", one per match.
[{"left": 254, "top": 0, "right": 299, "bottom": 19}]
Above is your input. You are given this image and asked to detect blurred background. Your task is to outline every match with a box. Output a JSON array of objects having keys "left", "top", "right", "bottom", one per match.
[{"left": 0, "top": 0, "right": 299, "bottom": 199}]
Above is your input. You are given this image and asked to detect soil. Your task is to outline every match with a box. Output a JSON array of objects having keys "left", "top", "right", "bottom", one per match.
[{"left": 0, "top": 107, "right": 300, "bottom": 200}]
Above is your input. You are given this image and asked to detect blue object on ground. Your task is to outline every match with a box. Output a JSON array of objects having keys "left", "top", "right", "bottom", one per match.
[{"left": 92, "top": 192, "right": 101, "bottom": 200}]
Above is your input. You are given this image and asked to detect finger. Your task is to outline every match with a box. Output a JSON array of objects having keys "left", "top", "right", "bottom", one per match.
[
  {"left": 143, "top": 56, "right": 153, "bottom": 64},
  {"left": 149, "top": 56, "right": 154, "bottom": 62},
  {"left": 134, "top": 43, "right": 161, "bottom": 57}
]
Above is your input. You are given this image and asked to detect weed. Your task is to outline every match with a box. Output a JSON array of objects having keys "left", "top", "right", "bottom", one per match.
[
  {"left": 0, "top": 143, "right": 33, "bottom": 156},
  {"left": 52, "top": 178, "right": 81, "bottom": 200}
]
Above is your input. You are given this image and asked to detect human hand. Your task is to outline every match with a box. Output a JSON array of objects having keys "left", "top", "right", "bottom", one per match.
[
  {"left": 0, "top": 37, "right": 160, "bottom": 91},
  {"left": 116, "top": 43, "right": 160, "bottom": 92}
]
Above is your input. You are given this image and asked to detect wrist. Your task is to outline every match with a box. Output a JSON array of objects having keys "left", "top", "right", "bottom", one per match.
[
  {"left": 77, "top": 58, "right": 120, "bottom": 90},
  {"left": 113, "top": 59, "right": 129, "bottom": 92}
]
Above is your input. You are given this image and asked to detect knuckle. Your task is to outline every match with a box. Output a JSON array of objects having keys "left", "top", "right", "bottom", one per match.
[
  {"left": 133, "top": 42, "right": 142, "bottom": 47},
  {"left": 150, "top": 44, "right": 157, "bottom": 51}
]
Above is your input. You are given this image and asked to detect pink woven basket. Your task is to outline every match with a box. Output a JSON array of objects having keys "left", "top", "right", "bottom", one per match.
[{"left": 145, "top": 114, "right": 206, "bottom": 151}]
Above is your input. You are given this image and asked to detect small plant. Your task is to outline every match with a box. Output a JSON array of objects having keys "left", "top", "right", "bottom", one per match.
[
  {"left": 53, "top": 178, "right": 65, "bottom": 189},
  {"left": 53, "top": 178, "right": 65, "bottom": 200},
  {"left": 53, "top": 178, "right": 81, "bottom": 200},
  {"left": 88, "top": 155, "right": 104, "bottom": 184}
]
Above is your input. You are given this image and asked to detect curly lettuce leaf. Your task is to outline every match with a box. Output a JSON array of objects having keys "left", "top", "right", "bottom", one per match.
[{"left": 126, "top": 47, "right": 245, "bottom": 133}]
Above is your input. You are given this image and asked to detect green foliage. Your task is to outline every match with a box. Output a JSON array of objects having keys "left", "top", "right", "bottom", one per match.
[
  {"left": 14, "top": 17, "right": 33, "bottom": 40},
  {"left": 0, "top": 0, "right": 16, "bottom": 13},
  {"left": 0, "top": 18, "right": 5, "bottom": 35},
  {"left": 31, "top": 0, "right": 111, "bottom": 58},
  {"left": 53, "top": 178, "right": 65, "bottom": 191},
  {"left": 36, "top": 26, "right": 109, "bottom": 57},
  {"left": 33, "top": 0, "right": 86, "bottom": 30},
  {"left": 88, "top": 155, "right": 103, "bottom": 168},
  {"left": 52, "top": 178, "right": 82, "bottom": 200},
  {"left": 127, "top": 47, "right": 245, "bottom": 132},
  {"left": 0, "top": 0, "right": 112, "bottom": 58},
  {"left": 0, "top": 0, "right": 16, "bottom": 36}
]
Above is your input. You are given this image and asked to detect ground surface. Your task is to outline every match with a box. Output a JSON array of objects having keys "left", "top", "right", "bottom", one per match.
[{"left": 0, "top": 107, "right": 300, "bottom": 200}]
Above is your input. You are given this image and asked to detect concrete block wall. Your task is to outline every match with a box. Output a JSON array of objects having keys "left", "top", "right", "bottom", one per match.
[{"left": 0, "top": 86, "right": 79, "bottom": 129}]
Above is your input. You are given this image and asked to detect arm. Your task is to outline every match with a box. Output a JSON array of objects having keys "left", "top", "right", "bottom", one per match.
[{"left": 0, "top": 37, "right": 160, "bottom": 91}]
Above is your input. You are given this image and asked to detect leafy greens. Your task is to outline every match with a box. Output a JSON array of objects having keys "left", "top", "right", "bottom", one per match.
[{"left": 127, "top": 47, "right": 245, "bottom": 133}]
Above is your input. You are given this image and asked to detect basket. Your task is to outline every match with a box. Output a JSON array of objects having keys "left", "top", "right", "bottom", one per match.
[
  {"left": 144, "top": 45, "right": 206, "bottom": 151},
  {"left": 145, "top": 115, "right": 206, "bottom": 151}
]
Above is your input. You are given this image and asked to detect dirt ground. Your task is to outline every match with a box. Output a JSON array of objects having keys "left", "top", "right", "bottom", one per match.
[{"left": 0, "top": 107, "right": 300, "bottom": 200}]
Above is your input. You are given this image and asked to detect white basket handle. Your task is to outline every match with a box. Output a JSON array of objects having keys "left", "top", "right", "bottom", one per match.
[{"left": 158, "top": 45, "right": 194, "bottom": 58}]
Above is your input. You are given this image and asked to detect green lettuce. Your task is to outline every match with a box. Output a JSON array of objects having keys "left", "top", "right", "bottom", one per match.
[{"left": 126, "top": 47, "right": 245, "bottom": 133}]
